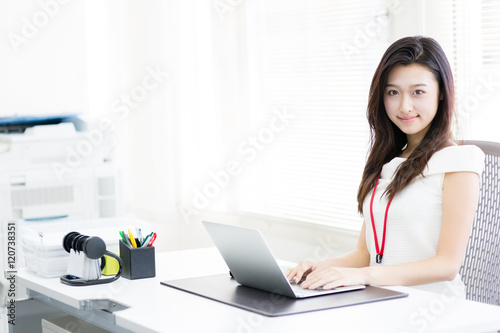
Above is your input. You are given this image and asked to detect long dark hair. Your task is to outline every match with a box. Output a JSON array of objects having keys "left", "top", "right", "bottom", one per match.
[{"left": 357, "top": 36, "right": 455, "bottom": 214}]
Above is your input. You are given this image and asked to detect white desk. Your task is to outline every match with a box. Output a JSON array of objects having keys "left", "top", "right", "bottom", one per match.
[{"left": 17, "top": 247, "right": 500, "bottom": 333}]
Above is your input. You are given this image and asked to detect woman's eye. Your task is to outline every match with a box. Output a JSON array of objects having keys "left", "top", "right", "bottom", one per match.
[
  {"left": 387, "top": 90, "right": 398, "bottom": 96},
  {"left": 414, "top": 90, "right": 424, "bottom": 95}
]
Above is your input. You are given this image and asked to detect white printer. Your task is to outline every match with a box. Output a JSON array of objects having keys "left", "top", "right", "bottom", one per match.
[
  {"left": 0, "top": 119, "right": 121, "bottom": 222},
  {"left": 0, "top": 116, "right": 138, "bottom": 331}
]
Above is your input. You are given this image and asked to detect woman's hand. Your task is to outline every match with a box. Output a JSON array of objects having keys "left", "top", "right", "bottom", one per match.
[
  {"left": 285, "top": 259, "right": 331, "bottom": 284},
  {"left": 285, "top": 260, "right": 317, "bottom": 284},
  {"left": 285, "top": 222, "right": 371, "bottom": 289},
  {"left": 299, "top": 266, "right": 368, "bottom": 290}
]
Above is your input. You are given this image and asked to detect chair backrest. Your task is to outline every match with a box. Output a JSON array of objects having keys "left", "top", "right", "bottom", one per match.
[{"left": 459, "top": 140, "right": 500, "bottom": 305}]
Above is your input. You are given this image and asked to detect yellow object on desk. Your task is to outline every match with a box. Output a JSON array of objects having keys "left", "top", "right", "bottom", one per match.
[{"left": 101, "top": 253, "right": 120, "bottom": 276}]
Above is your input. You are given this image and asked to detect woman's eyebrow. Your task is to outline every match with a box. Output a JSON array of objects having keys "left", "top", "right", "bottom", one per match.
[{"left": 385, "top": 83, "right": 429, "bottom": 88}]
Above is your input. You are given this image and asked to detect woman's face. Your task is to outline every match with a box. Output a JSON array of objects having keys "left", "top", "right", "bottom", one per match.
[{"left": 383, "top": 64, "right": 441, "bottom": 144}]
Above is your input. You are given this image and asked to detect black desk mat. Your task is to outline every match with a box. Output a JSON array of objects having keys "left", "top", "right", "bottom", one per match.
[{"left": 161, "top": 274, "right": 408, "bottom": 317}]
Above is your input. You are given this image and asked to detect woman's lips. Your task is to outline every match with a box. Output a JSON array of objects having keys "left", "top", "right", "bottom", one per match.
[{"left": 398, "top": 115, "right": 418, "bottom": 123}]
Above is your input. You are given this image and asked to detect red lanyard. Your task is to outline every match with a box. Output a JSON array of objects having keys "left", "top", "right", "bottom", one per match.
[{"left": 369, "top": 173, "right": 393, "bottom": 264}]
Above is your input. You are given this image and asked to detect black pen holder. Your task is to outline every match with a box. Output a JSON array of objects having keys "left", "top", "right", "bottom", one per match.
[{"left": 119, "top": 240, "right": 156, "bottom": 280}]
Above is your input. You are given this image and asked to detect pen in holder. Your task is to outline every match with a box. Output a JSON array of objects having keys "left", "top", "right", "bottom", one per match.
[
  {"left": 119, "top": 240, "right": 156, "bottom": 279},
  {"left": 60, "top": 231, "right": 123, "bottom": 286}
]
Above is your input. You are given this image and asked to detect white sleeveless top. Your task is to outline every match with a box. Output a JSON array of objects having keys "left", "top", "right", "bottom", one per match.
[{"left": 362, "top": 145, "right": 485, "bottom": 297}]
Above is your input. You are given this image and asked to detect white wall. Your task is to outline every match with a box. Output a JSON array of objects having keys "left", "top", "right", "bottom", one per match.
[{"left": 0, "top": 0, "right": 88, "bottom": 117}]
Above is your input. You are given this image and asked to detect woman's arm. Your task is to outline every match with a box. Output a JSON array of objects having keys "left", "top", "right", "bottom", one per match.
[
  {"left": 285, "top": 221, "right": 370, "bottom": 283},
  {"left": 326, "top": 221, "right": 371, "bottom": 268},
  {"left": 301, "top": 171, "right": 480, "bottom": 289}
]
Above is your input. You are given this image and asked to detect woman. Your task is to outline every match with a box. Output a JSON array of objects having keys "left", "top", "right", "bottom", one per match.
[{"left": 286, "top": 36, "right": 485, "bottom": 297}]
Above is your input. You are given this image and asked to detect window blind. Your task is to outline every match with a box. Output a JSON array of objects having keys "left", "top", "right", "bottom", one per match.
[
  {"left": 234, "top": 0, "right": 390, "bottom": 230},
  {"left": 424, "top": 0, "right": 500, "bottom": 140},
  {"left": 475, "top": 0, "right": 500, "bottom": 141},
  {"left": 481, "top": 0, "right": 500, "bottom": 70}
]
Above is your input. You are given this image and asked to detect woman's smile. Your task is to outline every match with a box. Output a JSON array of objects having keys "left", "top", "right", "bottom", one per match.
[{"left": 398, "top": 115, "right": 419, "bottom": 123}]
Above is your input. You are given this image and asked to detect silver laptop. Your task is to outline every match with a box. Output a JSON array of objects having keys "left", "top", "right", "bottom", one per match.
[{"left": 203, "top": 221, "right": 365, "bottom": 299}]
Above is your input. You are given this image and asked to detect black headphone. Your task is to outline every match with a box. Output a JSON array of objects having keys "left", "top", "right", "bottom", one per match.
[{"left": 60, "top": 231, "right": 123, "bottom": 286}]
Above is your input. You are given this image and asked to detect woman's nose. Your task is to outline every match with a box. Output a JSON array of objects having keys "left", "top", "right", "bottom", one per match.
[{"left": 399, "top": 94, "right": 412, "bottom": 113}]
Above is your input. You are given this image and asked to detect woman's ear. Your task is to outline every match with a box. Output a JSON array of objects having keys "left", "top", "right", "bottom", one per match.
[{"left": 439, "top": 92, "right": 444, "bottom": 100}]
